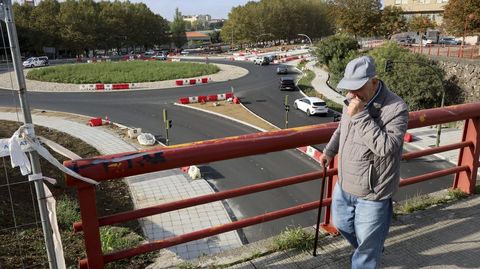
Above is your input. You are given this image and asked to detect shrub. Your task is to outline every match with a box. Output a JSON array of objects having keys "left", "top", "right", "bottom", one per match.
[
  {"left": 314, "top": 34, "right": 360, "bottom": 66},
  {"left": 368, "top": 42, "right": 446, "bottom": 111}
]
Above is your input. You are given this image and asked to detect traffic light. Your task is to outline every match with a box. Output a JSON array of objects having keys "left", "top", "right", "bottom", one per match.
[
  {"left": 384, "top": 59, "right": 394, "bottom": 73},
  {"left": 165, "top": 119, "right": 172, "bottom": 129}
]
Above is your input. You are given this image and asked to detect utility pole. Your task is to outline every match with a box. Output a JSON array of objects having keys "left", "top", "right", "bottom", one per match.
[{"left": 1, "top": 1, "right": 58, "bottom": 268}]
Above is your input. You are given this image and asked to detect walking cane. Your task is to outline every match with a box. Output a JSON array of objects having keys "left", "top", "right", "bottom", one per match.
[{"left": 313, "top": 164, "right": 327, "bottom": 256}]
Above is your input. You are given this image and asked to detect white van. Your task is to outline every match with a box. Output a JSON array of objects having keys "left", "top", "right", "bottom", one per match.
[{"left": 22, "top": 57, "right": 48, "bottom": 68}]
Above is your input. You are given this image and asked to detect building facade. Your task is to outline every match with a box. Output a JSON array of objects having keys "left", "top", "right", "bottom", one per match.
[{"left": 384, "top": 0, "right": 449, "bottom": 25}]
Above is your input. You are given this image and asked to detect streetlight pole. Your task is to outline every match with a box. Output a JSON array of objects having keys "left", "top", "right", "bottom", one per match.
[
  {"left": 298, "top": 33, "right": 313, "bottom": 47},
  {"left": 385, "top": 59, "right": 445, "bottom": 147}
]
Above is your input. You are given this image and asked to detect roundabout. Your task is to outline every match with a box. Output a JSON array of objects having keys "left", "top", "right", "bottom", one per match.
[{"left": 0, "top": 59, "right": 249, "bottom": 92}]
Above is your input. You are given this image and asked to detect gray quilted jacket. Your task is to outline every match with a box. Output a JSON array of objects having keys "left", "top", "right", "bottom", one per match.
[{"left": 323, "top": 81, "right": 408, "bottom": 200}]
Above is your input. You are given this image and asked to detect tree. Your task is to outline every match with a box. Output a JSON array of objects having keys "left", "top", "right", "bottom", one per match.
[
  {"left": 171, "top": 8, "right": 187, "bottom": 48},
  {"left": 378, "top": 6, "right": 407, "bottom": 39},
  {"left": 314, "top": 34, "right": 359, "bottom": 66},
  {"left": 29, "top": 0, "right": 61, "bottom": 55},
  {"left": 443, "top": 0, "right": 480, "bottom": 44},
  {"left": 220, "top": 0, "right": 333, "bottom": 46},
  {"left": 328, "top": 0, "right": 381, "bottom": 37},
  {"left": 13, "top": 2, "right": 35, "bottom": 54},
  {"left": 408, "top": 16, "right": 436, "bottom": 46},
  {"left": 208, "top": 30, "right": 222, "bottom": 44}
]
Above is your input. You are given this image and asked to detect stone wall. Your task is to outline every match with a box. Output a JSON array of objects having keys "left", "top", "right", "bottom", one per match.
[{"left": 436, "top": 58, "right": 480, "bottom": 104}]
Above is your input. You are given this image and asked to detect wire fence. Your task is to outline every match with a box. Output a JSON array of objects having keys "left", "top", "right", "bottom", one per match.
[{"left": 0, "top": 156, "right": 48, "bottom": 268}]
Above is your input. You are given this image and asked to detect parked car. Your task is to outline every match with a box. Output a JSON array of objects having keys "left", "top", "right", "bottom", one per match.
[
  {"left": 38, "top": 56, "right": 49, "bottom": 66},
  {"left": 279, "top": 76, "right": 296, "bottom": 91},
  {"left": 293, "top": 97, "right": 328, "bottom": 116},
  {"left": 397, "top": 37, "right": 414, "bottom": 46},
  {"left": 22, "top": 57, "right": 48, "bottom": 68},
  {"left": 152, "top": 53, "right": 167, "bottom": 60},
  {"left": 253, "top": 56, "right": 270, "bottom": 65},
  {"left": 276, "top": 65, "right": 288, "bottom": 74},
  {"left": 421, "top": 38, "right": 433, "bottom": 47},
  {"left": 438, "top": 37, "right": 461, "bottom": 45}
]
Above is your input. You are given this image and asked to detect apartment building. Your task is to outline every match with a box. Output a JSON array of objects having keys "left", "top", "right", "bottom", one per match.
[
  {"left": 384, "top": 0, "right": 449, "bottom": 25},
  {"left": 182, "top": 15, "right": 212, "bottom": 24}
]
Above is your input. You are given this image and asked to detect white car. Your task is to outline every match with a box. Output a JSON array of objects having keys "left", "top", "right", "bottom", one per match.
[
  {"left": 22, "top": 57, "right": 48, "bottom": 68},
  {"left": 421, "top": 39, "right": 433, "bottom": 47},
  {"left": 294, "top": 97, "right": 328, "bottom": 116}
]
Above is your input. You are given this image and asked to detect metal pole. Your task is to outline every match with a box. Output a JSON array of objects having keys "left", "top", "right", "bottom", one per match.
[
  {"left": 1, "top": 1, "right": 58, "bottom": 268},
  {"left": 284, "top": 95, "right": 289, "bottom": 129},
  {"left": 163, "top": 109, "right": 170, "bottom": 146},
  {"left": 298, "top": 33, "right": 313, "bottom": 47}
]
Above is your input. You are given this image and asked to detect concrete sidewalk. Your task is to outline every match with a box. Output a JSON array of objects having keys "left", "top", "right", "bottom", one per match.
[{"left": 220, "top": 193, "right": 480, "bottom": 269}]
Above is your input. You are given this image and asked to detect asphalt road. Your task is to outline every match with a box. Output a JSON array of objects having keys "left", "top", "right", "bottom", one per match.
[{"left": 0, "top": 59, "right": 456, "bottom": 242}]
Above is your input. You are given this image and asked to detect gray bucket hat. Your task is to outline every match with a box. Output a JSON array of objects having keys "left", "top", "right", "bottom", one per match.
[{"left": 337, "top": 56, "right": 376, "bottom": 90}]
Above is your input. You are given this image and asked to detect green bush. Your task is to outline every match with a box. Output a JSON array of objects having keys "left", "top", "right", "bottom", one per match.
[
  {"left": 314, "top": 34, "right": 360, "bottom": 66},
  {"left": 26, "top": 61, "right": 220, "bottom": 84},
  {"left": 368, "top": 42, "right": 446, "bottom": 111}
]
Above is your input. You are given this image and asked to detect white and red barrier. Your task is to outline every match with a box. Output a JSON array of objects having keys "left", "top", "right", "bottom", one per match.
[
  {"left": 179, "top": 92, "right": 234, "bottom": 104},
  {"left": 175, "top": 77, "right": 211, "bottom": 86},
  {"left": 297, "top": 146, "right": 323, "bottom": 164},
  {"left": 80, "top": 83, "right": 136, "bottom": 91}
]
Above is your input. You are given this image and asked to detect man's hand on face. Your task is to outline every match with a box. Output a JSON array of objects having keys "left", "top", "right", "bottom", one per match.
[{"left": 347, "top": 95, "right": 365, "bottom": 117}]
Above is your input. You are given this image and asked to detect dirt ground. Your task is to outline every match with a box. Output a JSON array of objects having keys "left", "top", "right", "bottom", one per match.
[
  {"left": 0, "top": 118, "right": 153, "bottom": 268},
  {"left": 186, "top": 101, "right": 279, "bottom": 132}
]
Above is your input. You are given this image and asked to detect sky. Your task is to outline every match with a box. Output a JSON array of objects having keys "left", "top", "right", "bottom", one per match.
[{"left": 129, "top": 0, "right": 259, "bottom": 21}]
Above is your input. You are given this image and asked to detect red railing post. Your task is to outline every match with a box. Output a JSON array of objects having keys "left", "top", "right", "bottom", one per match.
[
  {"left": 447, "top": 47, "right": 451, "bottom": 57},
  {"left": 428, "top": 46, "right": 431, "bottom": 55},
  {"left": 437, "top": 47, "right": 440, "bottom": 56},
  {"left": 454, "top": 118, "right": 480, "bottom": 194},
  {"left": 77, "top": 184, "right": 104, "bottom": 268},
  {"left": 321, "top": 156, "right": 339, "bottom": 235}
]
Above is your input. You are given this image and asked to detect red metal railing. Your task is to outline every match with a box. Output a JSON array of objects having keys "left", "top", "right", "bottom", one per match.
[
  {"left": 64, "top": 103, "right": 480, "bottom": 268},
  {"left": 409, "top": 45, "right": 479, "bottom": 59}
]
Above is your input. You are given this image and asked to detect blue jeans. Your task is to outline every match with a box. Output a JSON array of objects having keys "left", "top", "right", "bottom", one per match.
[{"left": 332, "top": 184, "right": 392, "bottom": 269}]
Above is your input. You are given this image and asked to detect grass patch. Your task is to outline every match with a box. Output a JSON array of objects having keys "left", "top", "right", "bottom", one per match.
[
  {"left": 26, "top": 61, "right": 220, "bottom": 84},
  {"left": 272, "top": 226, "right": 315, "bottom": 252},
  {"left": 178, "top": 262, "right": 200, "bottom": 269},
  {"left": 296, "top": 68, "right": 343, "bottom": 114},
  {"left": 297, "top": 69, "right": 315, "bottom": 95},
  {"left": 396, "top": 188, "right": 469, "bottom": 214},
  {"left": 0, "top": 120, "right": 155, "bottom": 268}
]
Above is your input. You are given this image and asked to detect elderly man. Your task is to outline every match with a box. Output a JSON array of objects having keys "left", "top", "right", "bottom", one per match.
[{"left": 320, "top": 56, "right": 408, "bottom": 269}]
